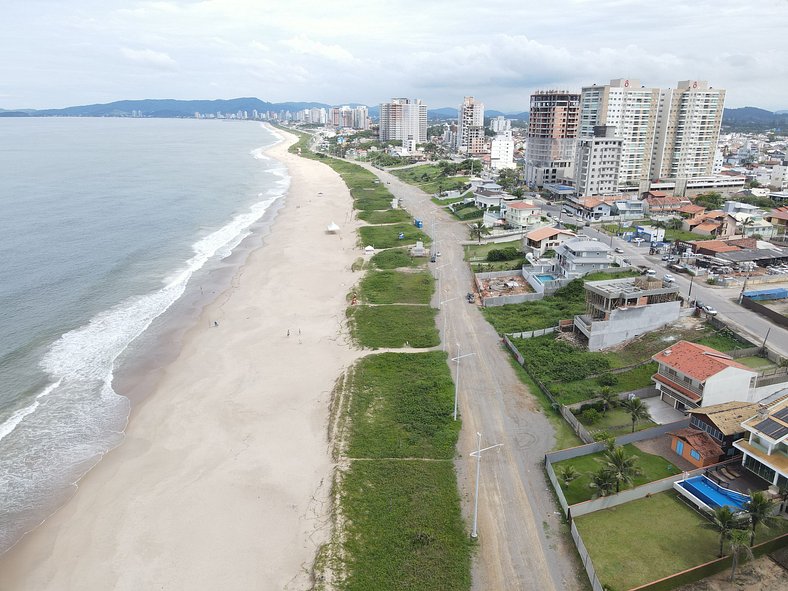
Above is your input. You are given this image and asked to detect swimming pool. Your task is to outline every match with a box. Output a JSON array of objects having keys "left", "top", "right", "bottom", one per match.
[
  {"left": 675, "top": 475, "right": 750, "bottom": 511},
  {"left": 534, "top": 274, "right": 557, "bottom": 283}
]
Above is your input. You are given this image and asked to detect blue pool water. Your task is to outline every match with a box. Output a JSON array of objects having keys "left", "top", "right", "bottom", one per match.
[
  {"left": 535, "top": 274, "right": 557, "bottom": 283},
  {"left": 677, "top": 475, "right": 750, "bottom": 511}
]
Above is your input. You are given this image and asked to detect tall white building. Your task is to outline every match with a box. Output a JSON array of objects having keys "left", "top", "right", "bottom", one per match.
[
  {"left": 580, "top": 79, "right": 725, "bottom": 188},
  {"left": 490, "top": 131, "right": 515, "bottom": 170},
  {"left": 456, "top": 96, "right": 485, "bottom": 153},
  {"left": 490, "top": 115, "right": 511, "bottom": 133},
  {"left": 379, "top": 98, "right": 428, "bottom": 143},
  {"left": 574, "top": 126, "right": 623, "bottom": 196},
  {"left": 524, "top": 90, "right": 580, "bottom": 187},
  {"left": 580, "top": 79, "right": 661, "bottom": 187},
  {"left": 651, "top": 81, "right": 725, "bottom": 179}
]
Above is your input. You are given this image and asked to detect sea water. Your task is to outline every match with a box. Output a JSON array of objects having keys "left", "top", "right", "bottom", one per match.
[{"left": 0, "top": 117, "right": 288, "bottom": 553}]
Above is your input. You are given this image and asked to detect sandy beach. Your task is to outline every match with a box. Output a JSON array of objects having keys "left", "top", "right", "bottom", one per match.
[{"left": 0, "top": 129, "right": 361, "bottom": 590}]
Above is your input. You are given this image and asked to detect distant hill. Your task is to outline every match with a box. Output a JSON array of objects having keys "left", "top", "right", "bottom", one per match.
[
  {"left": 776, "top": 110, "right": 788, "bottom": 115},
  {"left": 0, "top": 111, "right": 31, "bottom": 117},
  {"left": 723, "top": 107, "right": 788, "bottom": 130}
]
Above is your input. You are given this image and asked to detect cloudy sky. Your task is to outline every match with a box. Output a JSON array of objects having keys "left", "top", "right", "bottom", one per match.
[{"left": 2, "top": 0, "right": 787, "bottom": 111}]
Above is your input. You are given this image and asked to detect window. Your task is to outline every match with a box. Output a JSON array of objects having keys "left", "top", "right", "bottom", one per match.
[{"left": 690, "top": 450, "right": 701, "bottom": 461}]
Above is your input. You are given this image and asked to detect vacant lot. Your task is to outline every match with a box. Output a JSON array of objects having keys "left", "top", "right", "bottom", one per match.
[
  {"left": 358, "top": 209, "right": 413, "bottom": 224},
  {"left": 370, "top": 248, "right": 426, "bottom": 270},
  {"left": 391, "top": 164, "right": 469, "bottom": 194},
  {"left": 359, "top": 271, "right": 434, "bottom": 305},
  {"left": 359, "top": 223, "right": 432, "bottom": 249}
]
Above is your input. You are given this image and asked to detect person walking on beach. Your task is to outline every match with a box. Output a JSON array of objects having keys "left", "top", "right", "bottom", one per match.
[{"left": 287, "top": 329, "right": 290, "bottom": 337}]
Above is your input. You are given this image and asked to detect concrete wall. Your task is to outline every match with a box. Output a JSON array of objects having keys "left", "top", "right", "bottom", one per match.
[
  {"left": 482, "top": 292, "right": 543, "bottom": 307},
  {"left": 570, "top": 520, "right": 605, "bottom": 591},
  {"left": 507, "top": 327, "right": 558, "bottom": 339},
  {"left": 704, "top": 366, "right": 758, "bottom": 406},
  {"left": 585, "top": 300, "right": 681, "bottom": 351}
]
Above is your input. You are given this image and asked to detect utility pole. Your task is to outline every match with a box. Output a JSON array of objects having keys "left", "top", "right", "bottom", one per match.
[
  {"left": 451, "top": 344, "right": 476, "bottom": 421},
  {"left": 469, "top": 432, "right": 503, "bottom": 540}
]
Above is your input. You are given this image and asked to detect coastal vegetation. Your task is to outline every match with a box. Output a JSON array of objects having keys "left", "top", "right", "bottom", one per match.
[
  {"left": 391, "top": 162, "right": 470, "bottom": 194},
  {"left": 357, "top": 209, "right": 411, "bottom": 224},
  {"left": 347, "top": 305, "right": 439, "bottom": 348},
  {"left": 369, "top": 248, "right": 425, "bottom": 270},
  {"left": 358, "top": 271, "right": 434, "bottom": 305},
  {"left": 358, "top": 223, "right": 431, "bottom": 249}
]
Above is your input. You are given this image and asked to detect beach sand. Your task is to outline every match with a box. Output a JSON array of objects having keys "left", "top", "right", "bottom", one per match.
[{"left": 0, "top": 130, "right": 361, "bottom": 590}]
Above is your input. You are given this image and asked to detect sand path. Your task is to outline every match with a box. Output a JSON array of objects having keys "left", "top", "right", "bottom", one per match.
[{"left": 0, "top": 129, "right": 363, "bottom": 590}]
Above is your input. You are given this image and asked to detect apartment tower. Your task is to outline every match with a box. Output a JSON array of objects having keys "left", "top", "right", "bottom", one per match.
[
  {"left": 378, "top": 98, "right": 428, "bottom": 144},
  {"left": 651, "top": 81, "right": 726, "bottom": 180},
  {"left": 456, "top": 96, "right": 485, "bottom": 154},
  {"left": 524, "top": 90, "right": 580, "bottom": 187},
  {"left": 574, "top": 125, "right": 624, "bottom": 196}
]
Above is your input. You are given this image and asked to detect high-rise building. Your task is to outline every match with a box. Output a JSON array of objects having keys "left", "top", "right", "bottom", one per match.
[
  {"left": 524, "top": 90, "right": 580, "bottom": 187},
  {"left": 651, "top": 81, "right": 725, "bottom": 180},
  {"left": 490, "top": 131, "right": 515, "bottom": 170},
  {"left": 579, "top": 79, "right": 725, "bottom": 188},
  {"left": 490, "top": 115, "right": 511, "bottom": 133},
  {"left": 379, "top": 98, "right": 427, "bottom": 143},
  {"left": 579, "top": 79, "right": 661, "bottom": 187},
  {"left": 574, "top": 126, "right": 623, "bottom": 196},
  {"left": 352, "top": 105, "right": 369, "bottom": 130},
  {"left": 456, "top": 96, "right": 485, "bottom": 153}
]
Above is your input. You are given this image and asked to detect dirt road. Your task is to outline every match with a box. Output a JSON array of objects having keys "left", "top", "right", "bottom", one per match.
[{"left": 356, "top": 164, "right": 584, "bottom": 591}]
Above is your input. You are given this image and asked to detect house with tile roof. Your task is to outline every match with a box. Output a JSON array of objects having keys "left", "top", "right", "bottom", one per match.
[
  {"left": 668, "top": 427, "right": 724, "bottom": 467},
  {"left": 733, "top": 395, "right": 788, "bottom": 489},
  {"left": 651, "top": 341, "right": 758, "bottom": 411},
  {"left": 524, "top": 227, "right": 576, "bottom": 256},
  {"left": 686, "top": 401, "right": 760, "bottom": 457},
  {"left": 766, "top": 206, "right": 788, "bottom": 238}
]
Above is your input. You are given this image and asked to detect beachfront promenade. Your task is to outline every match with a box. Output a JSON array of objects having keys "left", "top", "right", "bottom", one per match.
[{"left": 353, "top": 160, "right": 584, "bottom": 591}]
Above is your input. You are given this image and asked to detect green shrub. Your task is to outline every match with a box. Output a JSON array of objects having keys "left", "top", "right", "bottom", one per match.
[
  {"left": 486, "top": 247, "right": 522, "bottom": 262},
  {"left": 582, "top": 408, "right": 602, "bottom": 425},
  {"left": 597, "top": 373, "right": 619, "bottom": 387}
]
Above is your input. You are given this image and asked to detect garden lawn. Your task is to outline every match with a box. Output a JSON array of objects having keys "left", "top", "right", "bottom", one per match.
[
  {"left": 451, "top": 205, "right": 483, "bottom": 220},
  {"left": 552, "top": 444, "right": 680, "bottom": 505},
  {"left": 575, "top": 491, "right": 788, "bottom": 591},
  {"left": 549, "top": 363, "right": 658, "bottom": 405},
  {"left": 370, "top": 248, "right": 425, "bottom": 270},
  {"left": 359, "top": 223, "right": 432, "bottom": 249},
  {"left": 665, "top": 228, "right": 714, "bottom": 242},
  {"left": 694, "top": 330, "right": 754, "bottom": 351},
  {"left": 464, "top": 239, "right": 522, "bottom": 261},
  {"left": 346, "top": 352, "right": 459, "bottom": 459},
  {"left": 339, "top": 460, "right": 471, "bottom": 591},
  {"left": 581, "top": 406, "right": 657, "bottom": 437},
  {"left": 358, "top": 209, "right": 413, "bottom": 224},
  {"left": 359, "top": 271, "right": 434, "bottom": 305},
  {"left": 348, "top": 305, "right": 439, "bottom": 348},
  {"left": 737, "top": 355, "right": 777, "bottom": 370},
  {"left": 391, "top": 164, "right": 469, "bottom": 194}
]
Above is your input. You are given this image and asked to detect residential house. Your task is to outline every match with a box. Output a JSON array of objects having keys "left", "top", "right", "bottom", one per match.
[
  {"left": 678, "top": 204, "right": 706, "bottom": 218},
  {"left": 555, "top": 238, "right": 612, "bottom": 279},
  {"left": 504, "top": 200, "right": 541, "bottom": 229},
  {"left": 643, "top": 191, "right": 689, "bottom": 215},
  {"left": 668, "top": 428, "right": 724, "bottom": 467},
  {"left": 683, "top": 210, "right": 738, "bottom": 237},
  {"left": 733, "top": 395, "right": 788, "bottom": 489},
  {"left": 524, "top": 227, "right": 576, "bottom": 256},
  {"left": 731, "top": 212, "right": 776, "bottom": 239},
  {"left": 766, "top": 207, "right": 788, "bottom": 239},
  {"left": 651, "top": 341, "right": 758, "bottom": 411},
  {"left": 573, "top": 276, "right": 680, "bottom": 351},
  {"left": 566, "top": 196, "right": 616, "bottom": 221},
  {"left": 686, "top": 401, "right": 760, "bottom": 458},
  {"left": 611, "top": 198, "right": 646, "bottom": 220}
]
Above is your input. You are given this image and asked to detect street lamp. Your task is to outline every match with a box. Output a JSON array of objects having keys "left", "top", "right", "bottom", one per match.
[
  {"left": 451, "top": 343, "right": 475, "bottom": 420},
  {"left": 439, "top": 297, "right": 461, "bottom": 351},
  {"left": 469, "top": 432, "right": 503, "bottom": 540},
  {"left": 687, "top": 274, "right": 695, "bottom": 301}
]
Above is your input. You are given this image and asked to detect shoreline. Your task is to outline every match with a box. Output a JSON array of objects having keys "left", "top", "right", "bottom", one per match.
[{"left": 0, "top": 128, "right": 362, "bottom": 589}]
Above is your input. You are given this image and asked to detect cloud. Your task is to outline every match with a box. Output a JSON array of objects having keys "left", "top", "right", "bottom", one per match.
[
  {"left": 120, "top": 47, "right": 178, "bottom": 69},
  {"left": 282, "top": 36, "right": 357, "bottom": 64}
]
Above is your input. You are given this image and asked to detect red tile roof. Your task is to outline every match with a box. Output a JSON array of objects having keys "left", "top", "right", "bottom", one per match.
[
  {"left": 768, "top": 207, "right": 788, "bottom": 222},
  {"left": 526, "top": 226, "right": 574, "bottom": 242},
  {"left": 653, "top": 341, "right": 755, "bottom": 382},
  {"left": 679, "top": 204, "right": 706, "bottom": 215},
  {"left": 692, "top": 240, "right": 741, "bottom": 253},
  {"left": 507, "top": 201, "right": 537, "bottom": 210}
]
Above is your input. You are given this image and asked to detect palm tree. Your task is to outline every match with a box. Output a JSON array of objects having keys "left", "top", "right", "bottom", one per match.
[
  {"left": 776, "top": 483, "right": 788, "bottom": 515},
  {"left": 603, "top": 446, "right": 643, "bottom": 493},
  {"left": 597, "top": 387, "right": 618, "bottom": 416},
  {"left": 469, "top": 221, "right": 491, "bottom": 244},
  {"left": 743, "top": 490, "right": 777, "bottom": 545},
  {"left": 589, "top": 468, "right": 617, "bottom": 497},
  {"left": 620, "top": 397, "right": 652, "bottom": 433},
  {"left": 702, "top": 506, "right": 739, "bottom": 558},
  {"left": 557, "top": 465, "right": 580, "bottom": 487},
  {"left": 727, "top": 528, "right": 753, "bottom": 582}
]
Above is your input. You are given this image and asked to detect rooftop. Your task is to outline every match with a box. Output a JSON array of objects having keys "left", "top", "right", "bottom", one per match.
[
  {"left": 652, "top": 341, "right": 755, "bottom": 382},
  {"left": 584, "top": 276, "right": 679, "bottom": 299},
  {"left": 669, "top": 428, "right": 724, "bottom": 458},
  {"left": 687, "top": 401, "right": 760, "bottom": 436},
  {"left": 742, "top": 397, "right": 788, "bottom": 443},
  {"left": 507, "top": 200, "right": 538, "bottom": 210},
  {"left": 527, "top": 226, "right": 575, "bottom": 242},
  {"left": 563, "top": 238, "right": 612, "bottom": 252}
]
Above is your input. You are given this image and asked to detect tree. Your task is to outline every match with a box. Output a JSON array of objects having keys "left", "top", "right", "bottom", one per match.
[
  {"left": 469, "top": 221, "right": 491, "bottom": 244},
  {"left": 597, "top": 387, "right": 618, "bottom": 416},
  {"left": 727, "top": 528, "right": 753, "bottom": 582},
  {"left": 743, "top": 490, "right": 777, "bottom": 545},
  {"left": 557, "top": 465, "right": 580, "bottom": 487},
  {"left": 667, "top": 218, "right": 683, "bottom": 230},
  {"left": 620, "top": 397, "right": 652, "bottom": 433},
  {"left": 589, "top": 468, "right": 616, "bottom": 497},
  {"left": 702, "top": 506, "right": 740, "bottom": 558},
  {"left": 511, "top": 187, "right": 524, "bottom": 198},
  {"left": 603, "top": 446, "right": 643, "bottom": 493}
]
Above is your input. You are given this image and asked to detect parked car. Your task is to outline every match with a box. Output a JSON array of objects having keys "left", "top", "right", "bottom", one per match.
[
  {"left": 614, "top": 247, "right": 624, "bottom": 254},
  {"left": 466, "top": 292, "right": 475, "bottom": 303},
  {"left": 702, "top": 305, "right": 718, "bottom": 316},
  {"left": 645, "top": 269, "right": 657, "bottom": 276},
  {"left": 661, "top": 254, "right": 670, "bottom": 261},
  {"left": 430, "top": 255, "right": 437, "bottom": 263},
  {"left": 663, "top": 273, "right": 674, "bottom": 282},
  {"left": 632, "top": 237, "right": 645, "bottom": 245}
]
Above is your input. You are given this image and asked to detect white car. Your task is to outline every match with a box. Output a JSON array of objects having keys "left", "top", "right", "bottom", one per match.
[
  {"left": 702, "top": 305, "right": 718, "bottom": 316},
  {"left": 632, "top": 237, "right": 645, "bottom": 245},
  {"left": 663, "top": 273, "right": 674, "bottom": 282}
]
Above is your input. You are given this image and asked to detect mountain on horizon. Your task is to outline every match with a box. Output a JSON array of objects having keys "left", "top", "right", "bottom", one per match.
[{"left": 722, "top": 106, "right": 788, "bottom": 130}]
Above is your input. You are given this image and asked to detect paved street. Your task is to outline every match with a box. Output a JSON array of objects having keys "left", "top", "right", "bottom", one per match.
[{"left": 356, "top": 165, "right": 584, "bottom": 591}]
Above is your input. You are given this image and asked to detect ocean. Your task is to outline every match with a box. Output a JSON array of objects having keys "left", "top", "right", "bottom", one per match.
[{"left": 0, "top": 117, "right": 288, "bottom": 553}]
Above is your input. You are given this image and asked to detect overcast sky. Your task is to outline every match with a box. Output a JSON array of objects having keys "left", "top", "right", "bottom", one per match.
[{"left": 2, "top": 0, "right": 787, "bottom": 112}]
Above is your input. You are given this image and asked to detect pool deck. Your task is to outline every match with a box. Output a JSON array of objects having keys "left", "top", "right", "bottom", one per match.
[{"left": 703, "top": 465, "right": 770, "bottom": 496}]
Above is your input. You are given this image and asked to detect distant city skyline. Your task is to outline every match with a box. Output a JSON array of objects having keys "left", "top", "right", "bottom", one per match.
[{"left": 2, "top": 0, "right": 787, "bottom": 111}]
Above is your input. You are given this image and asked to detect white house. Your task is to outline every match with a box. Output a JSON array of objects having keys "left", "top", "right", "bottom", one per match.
[
  {"left": 555, "top": 238, "right": 612, "bottom": 278},
  {"left": 503, "top": 200, "right": 541, "bottom": 229},
  {"left": 651, "top": 341, "right": 758, "bottom": 411},
  {"left": 524, "top": 227, "right": 576, "bottom": 256},
  {"left": 733, "top": 394, "right": 788, "bottom": 490}
]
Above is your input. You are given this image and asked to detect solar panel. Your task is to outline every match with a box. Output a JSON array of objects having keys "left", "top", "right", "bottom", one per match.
[
  {"left": 773, "top": 407, "right": 788, "bottom": 421},
  {"left": 754, "top": 418, "right": 788, "bottom": 439}
]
